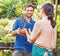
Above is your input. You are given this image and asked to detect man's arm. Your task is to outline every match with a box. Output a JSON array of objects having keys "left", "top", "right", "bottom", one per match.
[
  {"left": 11, "top": 30, "right": 17, "bottom": 36},
  {"left": 11, "top": 18, "right": 27, "bottom": 36},
  {"left": 11, "top": 28, "right": 26, "bottom": 36}
]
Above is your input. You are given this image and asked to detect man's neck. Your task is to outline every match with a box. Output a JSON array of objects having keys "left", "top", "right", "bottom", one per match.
[{"left": 25, "top": 16, "right": 31, "bottom": 23}]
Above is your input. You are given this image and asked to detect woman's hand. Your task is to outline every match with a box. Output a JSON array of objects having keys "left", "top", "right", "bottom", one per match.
[
  {"left": 16, "top": 28, "right": 27, "bottom": 36},
  {"left": 28, "top": 29, "right": 31, "bottom": 34},
  {"left": 44, "top": 52, "right": 48, "bottom": 56}
]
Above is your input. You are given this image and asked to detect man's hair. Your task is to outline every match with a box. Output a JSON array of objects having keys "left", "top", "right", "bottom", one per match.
[{"left": 25, "top": 4, "right": 34, "bottom": 10}]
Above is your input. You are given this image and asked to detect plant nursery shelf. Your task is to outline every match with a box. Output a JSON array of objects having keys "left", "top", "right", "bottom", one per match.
[{"left": 0, "top": 42, "right": 14, "bottom": 50}]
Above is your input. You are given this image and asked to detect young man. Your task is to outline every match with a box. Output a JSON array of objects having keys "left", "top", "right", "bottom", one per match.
[{"left": 11, "top": 4, "right": 35, "bottom": 56}]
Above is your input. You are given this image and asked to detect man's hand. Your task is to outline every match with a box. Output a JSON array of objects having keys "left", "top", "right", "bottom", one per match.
[
  {"left": 17, "top": 28, "right": 31, "bottom": 36},
  {"left": 11, "top": 28, "right": 21, "bottom": 36},
  {"left": 16, "top": 28, "right": 21, "bottom": 35},
  {"left": 15, "top": 28, "right": 27, "bottom": 36},
  {"left": 20, "top": 28, "right": 26, "bottom": 35}
]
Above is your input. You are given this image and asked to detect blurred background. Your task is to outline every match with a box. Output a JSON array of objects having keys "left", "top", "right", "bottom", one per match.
[{"left": 0, "top": 0, "right": 60, "bottom": 56}]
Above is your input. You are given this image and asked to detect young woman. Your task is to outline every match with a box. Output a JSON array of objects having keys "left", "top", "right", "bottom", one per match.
[{"left": 24, "top": 3, "right": 57, "bottom": 56}]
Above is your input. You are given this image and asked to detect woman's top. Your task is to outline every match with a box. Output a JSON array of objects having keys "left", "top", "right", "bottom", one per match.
[{"left": 27, "top": 17, "right": 57, "bottom": 50}]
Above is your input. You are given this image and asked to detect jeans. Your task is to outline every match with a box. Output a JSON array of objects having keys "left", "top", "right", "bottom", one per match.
[{"left": 12, "top": 49, "right": 32, "bottom": 56}]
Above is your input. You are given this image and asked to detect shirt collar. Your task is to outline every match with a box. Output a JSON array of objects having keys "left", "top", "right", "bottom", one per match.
[
  {"left": 42, "top": 16, "right": 48, "bottom": 20},
  {"left": 24, "top": 16, "right": 32, "bottom": 23}
]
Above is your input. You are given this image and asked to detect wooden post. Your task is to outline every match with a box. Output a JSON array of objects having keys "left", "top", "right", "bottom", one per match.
[
  {"left": 53, "top": 0, "right": 58, "bottom": 56},
  {"left": 55, "top": 0, "right": 58, "bottom": 21}
]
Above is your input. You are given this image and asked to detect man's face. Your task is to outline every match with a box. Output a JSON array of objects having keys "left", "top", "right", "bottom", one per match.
[{"left": 25, "top": 7, "right": 34, "bottom": 18}]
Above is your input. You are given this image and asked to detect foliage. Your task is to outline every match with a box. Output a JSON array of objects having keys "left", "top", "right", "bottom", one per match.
[
  {"left": 0, "top": 18, "right": 9, "bottom": 27},
  {"left": 0, "top": 0, "right": 53, "bottom": 18},
  {"left": 56, "top": 38, "right": 60, "bottom": 56},
  {"left": 0, "top": 0, "right": 60, "bottom": 56},
  {"left": 0, "top": 25, "right": 6, "bottom": 39},
  {"left": 0, "top": 18, "right": 15, "bottom": 43},
  {"left": 2, "top": 34, "right": 14, "bottom": 43},
  {"left": 0, "top": 0, "right": 30, "bottom": 18},
  {"left": 0, "top": 50, "right": 12, "bottom": 56},
  {"left": 56, "top": 15, "right": 60, "bottom": 32},
  {"left": 0, "top": 0, "right": 19, "bottom": 18},
  {"left": 56, "top": 5, "right": 60, "bottom": 38},
  {"left": 56, "top": 5, "right": 60, "bottom": 56}
]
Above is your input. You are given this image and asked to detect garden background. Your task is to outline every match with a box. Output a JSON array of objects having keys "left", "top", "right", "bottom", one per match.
[{"left": 0, "top": 0, "right": 60, "bottom": 56}]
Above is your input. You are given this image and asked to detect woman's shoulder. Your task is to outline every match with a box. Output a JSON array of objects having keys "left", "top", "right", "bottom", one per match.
[
  {"left": 35, "top": 20, "right": 43, "bottom": 26},
  {"left": 36, "top": 19, "right": 44, "bottom": 23}
]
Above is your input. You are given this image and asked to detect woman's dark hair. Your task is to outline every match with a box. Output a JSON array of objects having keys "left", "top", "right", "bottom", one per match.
[{"left": 42, "top": 3, "right": 56, "bottom": 28}]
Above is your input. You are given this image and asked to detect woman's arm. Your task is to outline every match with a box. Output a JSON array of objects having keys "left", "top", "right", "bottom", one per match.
[{"left": 25, "top": 21, "right": 42, "bottom": 43}]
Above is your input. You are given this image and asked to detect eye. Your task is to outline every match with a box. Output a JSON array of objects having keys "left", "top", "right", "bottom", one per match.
[
  {"left": 27, "top": 10, "right": 33, "bottom": 12},
  {"left": 27, "top": 10, "right": 29, "bottom": 11},
  {"left": 30, "top": 10, "right": 33, "bottom": 12}
]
